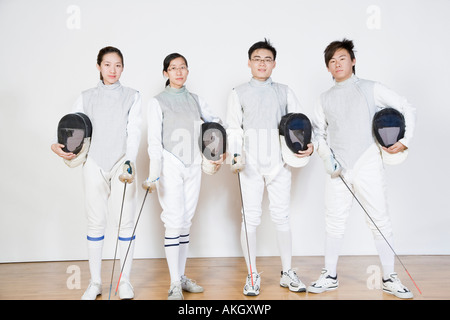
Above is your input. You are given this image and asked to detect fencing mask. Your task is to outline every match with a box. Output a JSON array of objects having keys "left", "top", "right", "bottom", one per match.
[
  {"left": 200, "top": 121, "right": 227, "bottom": 175},
  {"left": 372, "top": 107, "right": 408, "bottom": 165},
  {"left": 279, "top": 113, "right": 312, "bottom": 167},
  {"left": 57, "top": 112, "right": 92, "bottom": 168}
]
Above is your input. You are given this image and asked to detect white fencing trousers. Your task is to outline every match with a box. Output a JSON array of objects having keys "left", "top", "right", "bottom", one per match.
[
  {"left": 82, "top": 156, "right": 137, "bottom": 283},
  {"left": 324, "top": 144, "right": 395, "bottom": 276},
  {"left": 324, "top": 143, "right": 393, "bottom": 239},
  {"left": 239, "top": 162, "right": 292, "bottom": 273},
  {"left": 157, "top": 151, "right": 202, "bottom": 282}
]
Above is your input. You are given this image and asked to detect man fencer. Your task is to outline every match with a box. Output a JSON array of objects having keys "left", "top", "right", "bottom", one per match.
[
  {"left": 310, "top": 38, "right": 416, "bottom": 299},
  {"left": 226, "top": 39, "right": 313, "bottom": 296}
]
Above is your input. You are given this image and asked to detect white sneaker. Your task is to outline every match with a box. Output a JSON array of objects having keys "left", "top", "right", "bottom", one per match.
[
  {"left": 181, "top": 275, "right": 204, "bottom": 293},
  {"left": 280, "top": 269, "right": 306, "bottom": 292},
  {"left": 168, "top": 281, "right": 184, "bottom": 300},
  {"left": 243, "top": 272, "right": 261, "bottom": 296},
  {"left": 118, "top": 280, "right": 134, "bottom": 300},
  {"left": 307, "top": 268, "right": 339, "bottom": 293},
  {"left": 81, "top": 281, "right": 102, "bottom": 300},
  {"left": 382, "top": 273, "right": 414, "bottom": 299}
]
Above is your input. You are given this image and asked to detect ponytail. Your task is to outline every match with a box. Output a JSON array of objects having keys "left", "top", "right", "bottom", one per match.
[
  {"left": 162, "top": 53, "right": 188, "bottom": 87},
  {"left": 97, "top": 46, "right": 124, "bottom": 81}
]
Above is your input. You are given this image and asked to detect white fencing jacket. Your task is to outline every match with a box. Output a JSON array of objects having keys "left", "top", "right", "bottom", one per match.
[
  {"left": 226, "top": 77, "right": 303, "bottom": 178},
  {"left": 313, "top": 75, "right": 416, "bottom": 169},
  {"left": 72, "top": 81, "right": 142, "bottom": 172},
  {"left": 147, "top": 85, "right": 220, "bottom": 177}
]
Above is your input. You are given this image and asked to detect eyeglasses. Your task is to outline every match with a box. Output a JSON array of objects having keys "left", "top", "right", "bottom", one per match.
[
  {"left": 167, "top": 66, "right": 188, "bottom": 72},
  {"left": 251, "top": 58, "right": 274, "bottom": 64}
]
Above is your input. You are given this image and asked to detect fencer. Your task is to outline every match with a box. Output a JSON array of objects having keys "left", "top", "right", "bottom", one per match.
[
  {"left": 310, "top": 39, "right": 416, "bottom": 299},
  {"left": 144, "top": 53, "right": 225, "bottom": 300},
  {"left": 51, "top": 46, "right": 141, "bottom": 300},
  {"left": 226, "top": 39, "right": 313, "bottom": 296}
]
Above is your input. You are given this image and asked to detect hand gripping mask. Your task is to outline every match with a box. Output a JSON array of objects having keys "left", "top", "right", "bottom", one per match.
[
  {"left": 200, "top": 122, "right": 227, "bottom": 175},
  {"left": 279, "top": 113, "right": 312, "bottom": 167},
  {"left": 372, "top": 107, "right": 408, "bottom": 165},
  {"left": 57, "top": 112, "right": 92, "bottom": 168}
]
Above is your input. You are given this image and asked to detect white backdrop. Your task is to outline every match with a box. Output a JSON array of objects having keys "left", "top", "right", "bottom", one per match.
[{"left": 1, "top": 0, "right": 449, "bottom": 263}]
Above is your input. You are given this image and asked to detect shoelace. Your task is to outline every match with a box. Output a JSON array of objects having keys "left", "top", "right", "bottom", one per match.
[
  {"left": 313, "top": 271, "right": 335, "bottom": 286},
  {"left": 183, "top": 278, "right": 199, "bottom": 289},
  {"left": 169, "top": 283, "right": 181, "bottom": 295},
  {"left": 169, "top": 287, "right": 180, "bottom": 295},
  {"left": 182, "top": 275, "right": 202, "bottom": 285},
  {"left": 246, "top": 272, "right": 262, "bottom": 287},
  {"left": 288, "top": 269, "right": 300, "bottom": 283},
  {"left": 390, "top": 276, "right": 409, "bottom": 291}
]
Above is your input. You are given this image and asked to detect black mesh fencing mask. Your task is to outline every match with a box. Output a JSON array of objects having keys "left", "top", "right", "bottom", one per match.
[
  {"left": 200, "top": 122, "right": 226, "bottom": 174},
  {"left": 279, "top": 113, "right": 312, "bottom": 167},
  {"left": 373, "top": 107, "right": 405, "bottom": 148},
  {"left": 372, "top": 107, "right": 408, "bottom": 165},
  {"left": 57, "top": 112, "right": 92, "bottom": 168},
  {"left": 57, "top": 112, "right": 92, "bottom": 154}
]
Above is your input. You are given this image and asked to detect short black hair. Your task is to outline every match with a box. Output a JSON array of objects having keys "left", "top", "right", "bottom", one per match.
[
  {"left": 324, "top": 38, "right": 356, "bottom": 74},
  {"left": 248, "top": 38, "right": 277, "bottom": 60}
]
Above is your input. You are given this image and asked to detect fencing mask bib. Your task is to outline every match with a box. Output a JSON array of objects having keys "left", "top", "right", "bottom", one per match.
[
  {"left": 57, "top": 112, "right": 92, "bottom": 168},
  {"left": 279, "top": 113, "right": 312, "bottom": 167},
  {"left": 373, "top": 107, "right": 408, "bottom": 165},
  {"left": 200, "top": 122, "right": 226, "bottom": 174}
]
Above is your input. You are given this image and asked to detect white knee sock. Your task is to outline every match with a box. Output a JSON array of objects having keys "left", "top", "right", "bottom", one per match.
[
  {"left": 119, "top": 234, "right": 135, "bottom": 283},
  {"left": 325, "top": 235, "right": 343, "bottom": 277},
  {"left": 241, "top": 225, "right": 257, "bottom": 274},
  {"left": 276, "top": 228, "right": 292, "bottom": 272},
  {"left": 164, "top": 232, "right": 180, "bottom": 283},
  {"left": 87, "top": 235, "right": 104, "bottom": 284},
  {"left": 374, "top": 236, "right": 395, "bottom": 279},
  {"left": 178, "top": 231, "right": 190, "bottom": 277}
]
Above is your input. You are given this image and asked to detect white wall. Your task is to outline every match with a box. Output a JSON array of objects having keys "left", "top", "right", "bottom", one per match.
[{"left": 1, "top": 0, "right": 449, "bottom": 263}]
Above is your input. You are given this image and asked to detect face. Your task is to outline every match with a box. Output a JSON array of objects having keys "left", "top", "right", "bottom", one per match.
[
  {"left": 248, "top": 48, "right": 276, "bottom": 81},
  {"left": 327, "top": 48, "right": 355, "bottom": 82},
  {"left": 96, "top": 52, "right": 123, "bottom": 85},
  {"left": 164, "top": 57, "right": 189, "bottom": 89}
]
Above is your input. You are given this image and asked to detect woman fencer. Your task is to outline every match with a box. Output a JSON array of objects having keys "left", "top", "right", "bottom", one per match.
[
  {"left": 144, "top": 53, "right": 225, "bottom": 300},
  {"left": 51, "top": 46, "right": 142, "bottom": 300}
]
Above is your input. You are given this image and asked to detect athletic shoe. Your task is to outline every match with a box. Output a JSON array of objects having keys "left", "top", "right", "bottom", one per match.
[
  {"left": 243, "top": 272, "right": 261, "bottom": 296},
  {"left": 181, "top": 275, "right": 204, "bottom": 293},
  {"left": 382, "top": 272, "right": 414, "bottom": 299},
  {"left": 81, "top": 281, "right": 102, "bottom": 300},
  {"left": 168, "top": 281, "right": 184, "bottom": 300},
  {"left": 118, "top": 280, "right": 134, "bottom": 300},
  {"left": 280, "top": 269, "right": 306, "bottom": 292},
  {"left": 307, "top": 268, "right": 339, "bottom": 293}
]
